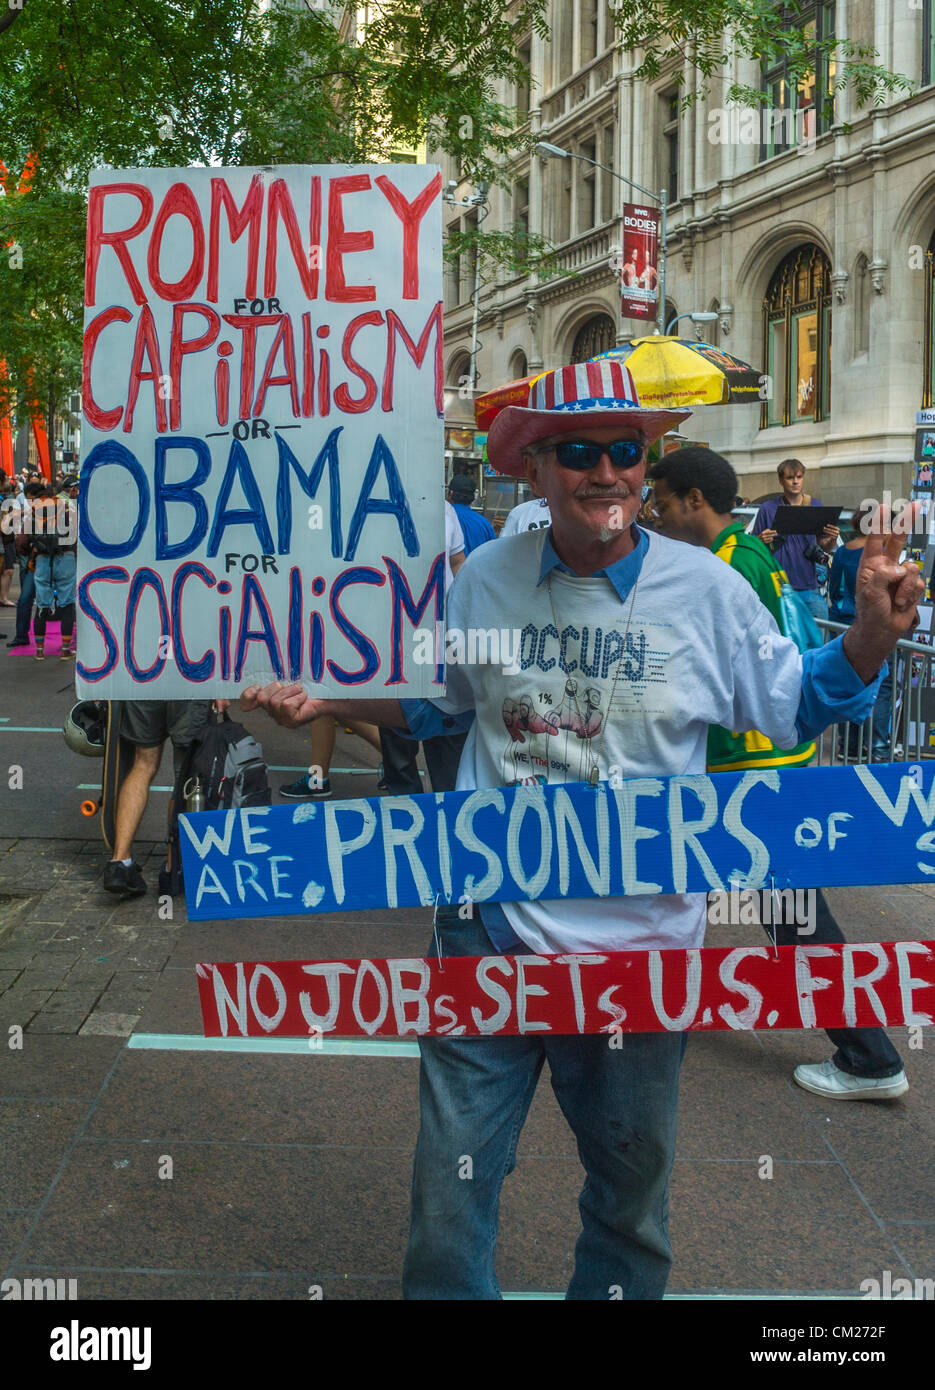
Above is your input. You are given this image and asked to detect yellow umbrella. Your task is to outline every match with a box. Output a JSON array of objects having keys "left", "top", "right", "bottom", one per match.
[{"left": 594, "top": 337, "right": 762, "bottom": 407}]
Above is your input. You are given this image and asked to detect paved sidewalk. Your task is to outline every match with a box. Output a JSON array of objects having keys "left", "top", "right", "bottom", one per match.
[{"left": 1, "top": 823, "right": 933, "bottom": 1299}]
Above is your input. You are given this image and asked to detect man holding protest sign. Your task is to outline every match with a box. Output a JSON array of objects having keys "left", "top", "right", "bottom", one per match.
[{"left": 243, "top": 357, "right": 922, "bottom": 1300}]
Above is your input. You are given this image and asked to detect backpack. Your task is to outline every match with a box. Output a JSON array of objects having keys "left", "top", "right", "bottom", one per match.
[
  {"left": 778, "top": 582, "right": 824, "bottom": 654},
  {"left": 30, "top": 499, "right": 61, "bottom": 557},
  {"left": 159, "top": 712, "right": 271, "bottom": 895}
]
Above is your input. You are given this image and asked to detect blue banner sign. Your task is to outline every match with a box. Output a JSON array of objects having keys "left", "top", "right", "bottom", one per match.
[{"left": 179, "top": 762, "right": 935, "bottom": 920}]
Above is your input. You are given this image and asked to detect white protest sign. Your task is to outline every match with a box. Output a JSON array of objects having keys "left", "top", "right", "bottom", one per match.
[{"left": 77, "top": 164, "right": 444, "bottom": 698}]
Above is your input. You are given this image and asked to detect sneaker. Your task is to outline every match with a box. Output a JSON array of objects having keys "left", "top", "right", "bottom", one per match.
[
  {"left": 34, "top": 645, "right": 44, "bottom": 661},
  {"left": 279, "top": 775, "right": 332, "bottom": 800},
  {"left": 8, "top": 637, "right": 29, "bottom": 649},
  {"left": 102, "top": 860, "right": 147, "bottom": 896},
  {"left": 794, "top": 1059, "right": 909, "bottom": 1100},
  {"left": 60, "top": 644, "right": 75, "bottom": 660}
]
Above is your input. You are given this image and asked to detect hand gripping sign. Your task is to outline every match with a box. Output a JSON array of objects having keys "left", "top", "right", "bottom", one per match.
[
  {"left": 78, "top": 164, "right": 444, "bottom": 699},
  {"left": 183, "top": 763, "right": 935, "bottom": 1038}
]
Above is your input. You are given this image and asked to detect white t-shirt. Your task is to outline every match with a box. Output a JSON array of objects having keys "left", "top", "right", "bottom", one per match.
[
  {"left": 445, "top": 501, "right": 465, "bottom": 593},
  {"left": 434, "top": 527, "right": 805, "bottom": 956},
  {"left": 500, "top": 498, "right": 552, "bottom": 536}
]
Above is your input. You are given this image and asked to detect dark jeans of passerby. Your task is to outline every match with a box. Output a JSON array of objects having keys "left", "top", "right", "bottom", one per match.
[
  {"left": 762, "top": 887, "right": 902, "bottom": 1078},
  {"left": 379, "top": 726, "right": 468, "bottom": 795},
  {"left": 15, "top": 555, "right": 35, "bottom": 641}
]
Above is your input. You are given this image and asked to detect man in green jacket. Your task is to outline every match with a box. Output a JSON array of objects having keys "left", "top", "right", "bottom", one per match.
[{"left": 648, "top": 445, "right": 907, "bottom": 1101}]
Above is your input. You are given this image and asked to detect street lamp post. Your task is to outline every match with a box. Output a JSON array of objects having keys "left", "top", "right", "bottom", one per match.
[
  {"left": 666, "top": 310, "right": 719, "bottom": 337},
  {"left": 442, "top": 179, "right": 490, "bottom": 393},
  {"left": 534, "top": 141, "right": 667, "bottom": 334}
]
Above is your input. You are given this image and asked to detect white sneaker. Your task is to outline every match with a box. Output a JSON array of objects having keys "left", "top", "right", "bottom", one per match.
[{"left": 793, "top": 1059, "right": 908, "bottom": 1100}]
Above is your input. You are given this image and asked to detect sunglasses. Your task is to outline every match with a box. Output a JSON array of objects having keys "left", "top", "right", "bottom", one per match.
[{"left": 541, "top": 438, "right": 646, "bottom": 471}]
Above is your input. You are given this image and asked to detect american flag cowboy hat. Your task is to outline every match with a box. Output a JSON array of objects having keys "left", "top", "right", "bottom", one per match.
[{"left": 486, "top": 359, "right": 691, "bottom": 477}]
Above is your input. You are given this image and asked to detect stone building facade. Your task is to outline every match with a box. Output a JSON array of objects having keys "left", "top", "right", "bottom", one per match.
[{"left": 442, "top": 0, "right": 935, "bottom": 506}]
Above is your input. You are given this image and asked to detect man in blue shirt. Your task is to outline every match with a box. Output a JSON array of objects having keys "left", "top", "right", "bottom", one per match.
[
  {"left": 753, "top": 458, "right": 839, "bottom": 619},
  {"left": 446, "top": 473, "right": 495, "bottom": 554}
]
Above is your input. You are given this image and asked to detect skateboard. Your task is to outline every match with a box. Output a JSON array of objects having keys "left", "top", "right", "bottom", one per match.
[{"left": 79, "top": 702, "right": 136, "bottom": 855}]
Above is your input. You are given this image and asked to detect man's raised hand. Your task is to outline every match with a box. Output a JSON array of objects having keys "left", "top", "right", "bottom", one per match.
[
  {"left": 241, "top": 682, "right": 330, "bottom": 729},
  {"left": 856, "top": 502, "right": 925, "bottom": 642}
]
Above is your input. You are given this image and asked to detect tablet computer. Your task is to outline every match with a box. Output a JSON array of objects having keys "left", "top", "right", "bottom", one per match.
[{"left": 773, "top": 504, "right": 842, "bottom": 536}]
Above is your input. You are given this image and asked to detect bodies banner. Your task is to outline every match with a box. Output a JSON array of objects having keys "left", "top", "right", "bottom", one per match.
[
  {"left": 620, "top": 202, "right": 659, "bottom": 323},
  {"left": 77, "top": 165, "right": 444, "bottom": 698},
  {"left": 180, "top": 763, "right": 935, "bottom": 919}
]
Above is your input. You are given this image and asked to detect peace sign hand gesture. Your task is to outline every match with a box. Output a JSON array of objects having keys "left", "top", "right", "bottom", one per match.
[{"left": 843, "top": 503, "right": 925, "bottom": 682}]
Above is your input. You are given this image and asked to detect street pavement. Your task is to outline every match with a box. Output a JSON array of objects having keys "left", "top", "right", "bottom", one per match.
[{"left": 1, "top": 599, "right": 934, "bottom": 1300}]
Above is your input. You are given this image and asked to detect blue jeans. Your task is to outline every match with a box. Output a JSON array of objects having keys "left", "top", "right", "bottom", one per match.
[
  {"left": 402, "top": 916, "right": 687, "bottom": 1300},
  {"left": 798, "top": 587, "right": 828, "bottom": 621},
  {"left": 34, "top": 550, "right": 76, "bottom": 608},
  {"left": 15, "top": 556, "right": 35, "bottom": 641}
]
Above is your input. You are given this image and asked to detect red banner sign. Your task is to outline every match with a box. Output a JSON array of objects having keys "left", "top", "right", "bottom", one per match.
[
  {"left": 197, "top": 941, "right": 935, "bottom": 1039},
  {"left": 620, "top": 202, "right": 660, "bottom": 323}
]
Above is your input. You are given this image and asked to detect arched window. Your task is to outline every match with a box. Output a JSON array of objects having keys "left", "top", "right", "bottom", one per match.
[
  {"left": 444, "top": 350, "right": 474, "bottom": 424},
  {"left": 571, "top": 313, "right": 616, "bottom": 362},
  {"left": 509, "top": 349, "right": 528, "bottom": 381},
  {"left": 923, "top": 231, "right": 935, "bottom": 407},
  {"left": 761, "top": 244, "right": 831, "bottom": 427},
  {"left": 447, "top": 351, "right": 472, "bottom": 390}
]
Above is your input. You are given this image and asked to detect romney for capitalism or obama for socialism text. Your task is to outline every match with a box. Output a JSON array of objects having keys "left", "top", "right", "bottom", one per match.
[{"left": 78, "top": 165, "right": 445, "bottom": 698}]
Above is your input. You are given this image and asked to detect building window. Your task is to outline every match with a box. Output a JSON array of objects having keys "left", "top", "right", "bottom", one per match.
[
  {"left": 571, "top": 313, "right": 616, "bottom": 362},
  {"left": 925, "top": 0, "right": 935, "bottom": 87},
  {"left": 601, "top": 126, "right": 616, "bottom": 223},
  {"left": 445, "top": 231, "right": 461, "bottom": 309},
  {"left": 603, "top": 0, "right": 615, "bottom": 48},
  {"left": 516, "top": 37, "right": 532, "bottom": 118},
  {"left": 581, "top": 0, "right": 598, "bottom": 65},
  {"left": 761, "top": 244, "right": 832, "bottom": 427},
  {"left": 509, "top": 349, "right": 528, "bottom": 381},
  {"left": 554, "top": 0, "right": 574, "bottom": 83},
  {"left": 513, "top": 178, "right": 530, "bottom": 241},
  {"left": 662, "top": 93, "right": 679, "bottom": 204},
  {"left": 578, "top": 139, "right": 596, "bottom": 233},
  {"left": 549, "top": 155, "right": 572, "bottom": 243},
  {"left": 923, "top": 231, "right": 935, "bottom": 406},
  {"left": 444, "top": 352, "right": 474, "bottom": 423},
  {"left": 760, "top": 1, "right": 835, "bottom": 161}
]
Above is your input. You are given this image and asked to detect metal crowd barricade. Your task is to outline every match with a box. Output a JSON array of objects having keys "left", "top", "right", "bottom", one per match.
[{"left": 816, "top": 618, "right": 935, "bottom": 765}]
